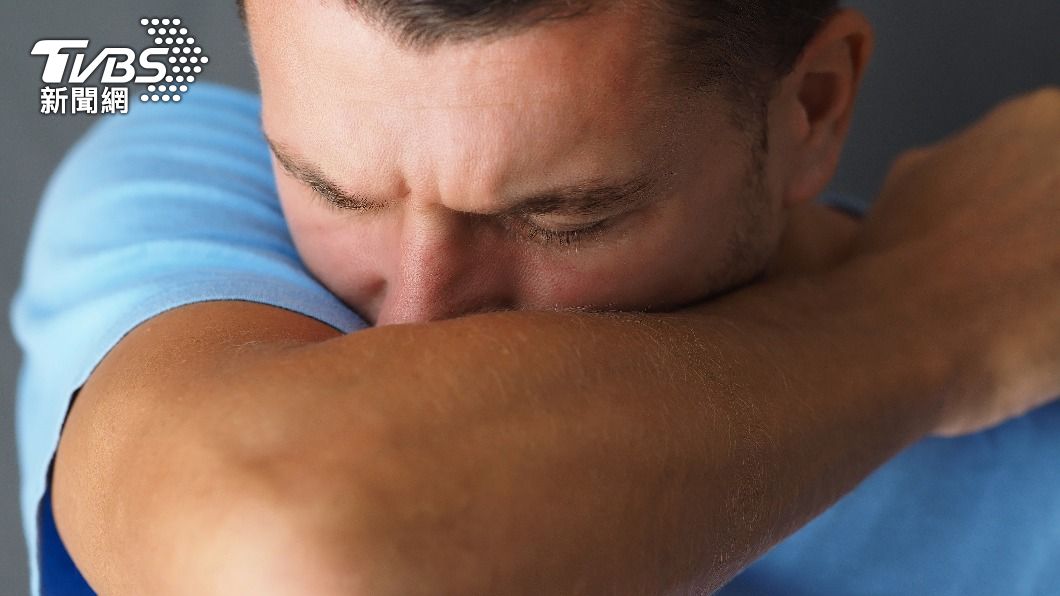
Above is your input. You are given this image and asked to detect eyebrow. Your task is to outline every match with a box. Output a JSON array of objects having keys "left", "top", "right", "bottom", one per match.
[
  {"left": 264, "top": 133, "right": 662, "bottom": 217},
  {"left": 266, "top": 135, "right": 383, "bottom": 211}
]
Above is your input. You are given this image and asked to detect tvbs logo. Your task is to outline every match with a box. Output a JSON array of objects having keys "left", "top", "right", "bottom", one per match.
[
  {"left": 32, "top": 39, "right": 168, "bottom": 85},
  {"left": 32, "top": 17, "right": 208, "bottom": 114}
]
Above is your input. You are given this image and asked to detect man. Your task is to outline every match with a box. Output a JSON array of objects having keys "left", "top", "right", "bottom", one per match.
[{"left": 10, "top": 1, "right": 1060, "bottom": 594}]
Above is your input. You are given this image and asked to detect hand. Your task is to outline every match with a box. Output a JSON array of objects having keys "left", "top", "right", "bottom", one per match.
[{"left": 854, "top": 87, "right": 1060, "bottom": 437}]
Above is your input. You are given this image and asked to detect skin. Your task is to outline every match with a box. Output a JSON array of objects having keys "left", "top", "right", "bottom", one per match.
[
  {"left": 47, "top": 0, "right": 1060, "bottom": 592},
  {"left": 250, "top": 0, "right": 865, "bottom": 323}
]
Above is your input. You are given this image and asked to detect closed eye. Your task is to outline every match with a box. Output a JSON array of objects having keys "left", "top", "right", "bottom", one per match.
[
  {"left": 304, "top": 180, "right": 385, "bottom": 212},
  {"left": 504, "top": 214, "right": 615, "bottom": 247}
]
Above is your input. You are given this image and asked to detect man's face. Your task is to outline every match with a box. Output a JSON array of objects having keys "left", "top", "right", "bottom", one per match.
[{"left": 249, "top": 1, "right": 788, "bottom": 325}]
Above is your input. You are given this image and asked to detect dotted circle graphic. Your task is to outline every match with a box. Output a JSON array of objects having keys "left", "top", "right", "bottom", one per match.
[{"left": 139, "top": 16, "right": 209, "bottom": 103}]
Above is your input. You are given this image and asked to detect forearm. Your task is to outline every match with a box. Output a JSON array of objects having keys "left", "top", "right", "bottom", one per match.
[{"left": 186, "top": 256, "right": 954, "bottom": 595}]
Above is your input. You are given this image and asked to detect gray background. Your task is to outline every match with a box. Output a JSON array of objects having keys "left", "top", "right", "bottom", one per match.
[{"left": 1, "top": 1, "right": 1057, "bottom": 592}]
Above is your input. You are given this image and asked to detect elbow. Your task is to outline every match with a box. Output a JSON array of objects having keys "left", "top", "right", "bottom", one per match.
[
  {"left": 174, "top": 449, "right": 430, "bottom": 596},
  {"left": 58, "top": 435, "right": 383, "bottom": 596},
  {"left": 178, "top": 494, "right": 373, "bottom": 596}
]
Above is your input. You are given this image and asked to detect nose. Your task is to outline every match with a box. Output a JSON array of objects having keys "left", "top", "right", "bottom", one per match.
[{"left": 373, "top": 208, "right": 514, "bottom": 326}]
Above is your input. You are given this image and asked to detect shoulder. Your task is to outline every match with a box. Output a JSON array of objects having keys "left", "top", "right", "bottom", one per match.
[
  {"left": 82, "top": 81, "right": 264, "bottom": 151},
  {"left": 41, "top": 82, "right": 272, "bottom": 218},
  {"left": 12, "top": 81, "right": 362, "bottom": 365},
  {"left": 18, "top": 82, "right": 289, "bottom": 292}
]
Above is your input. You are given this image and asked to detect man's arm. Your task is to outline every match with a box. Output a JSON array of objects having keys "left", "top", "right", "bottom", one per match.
[
  {"left": 56, "top": 264, "right": 951, "bottom": 596},
  {"left": 53, "top": 89, "right": 1060, "bottom": 595}
]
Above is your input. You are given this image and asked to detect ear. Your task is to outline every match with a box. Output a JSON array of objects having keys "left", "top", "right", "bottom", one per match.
[{"left": 770, "top": 9, "right": 874, "bottom": 206}]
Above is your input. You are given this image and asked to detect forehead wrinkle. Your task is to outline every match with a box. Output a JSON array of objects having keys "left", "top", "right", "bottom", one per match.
[{"left": 255, "top": 0, "right": 676, "bottom": 212}]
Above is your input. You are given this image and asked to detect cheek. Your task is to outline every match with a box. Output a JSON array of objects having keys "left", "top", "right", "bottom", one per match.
[
  {"left": 516, "top": 200, "right": 742, "bottom": 311},
  {"left": 519, "top": 169, "right": 764, "bottom": 311},
  {"left": 276, "top": 181, "right": 387, "bottom": 309}
]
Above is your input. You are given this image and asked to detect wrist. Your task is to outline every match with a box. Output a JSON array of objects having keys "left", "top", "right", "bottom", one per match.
[
  {"left": 698, "top": 255, "right": 959, "bottom": 443},
  {"left": 817, "top": 250, "right": 973, "bottom": 438}
]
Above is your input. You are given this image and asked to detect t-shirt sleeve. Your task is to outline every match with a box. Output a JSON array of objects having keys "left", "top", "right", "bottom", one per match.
[
  {"left": 8, "top": 83, "right": 366, "bottom": 594},
  {"left": 817, "top": 190, "right": 869, "bottom": 219}
]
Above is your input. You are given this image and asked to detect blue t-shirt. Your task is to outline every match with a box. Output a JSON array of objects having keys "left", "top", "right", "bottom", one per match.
[{"left": 10, "top": 83, "right": 1060, "bottom": 596}]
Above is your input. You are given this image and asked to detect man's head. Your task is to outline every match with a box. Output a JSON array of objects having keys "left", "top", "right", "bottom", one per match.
[{"left": 242, "top": 0, "right": 872, "bottom": 324}]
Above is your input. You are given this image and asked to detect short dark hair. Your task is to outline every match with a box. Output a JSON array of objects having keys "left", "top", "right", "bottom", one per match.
[{"left": 237, "top": 0, "right": 837, "bottom": 118}]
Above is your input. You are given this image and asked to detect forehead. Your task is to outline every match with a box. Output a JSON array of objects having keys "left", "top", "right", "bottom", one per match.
[
  {"left": 249, "top": 0, "right": 664, "bottom": 106},
  {"left": 247, "top": 1, "right": 692, "bottom": 204}
]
